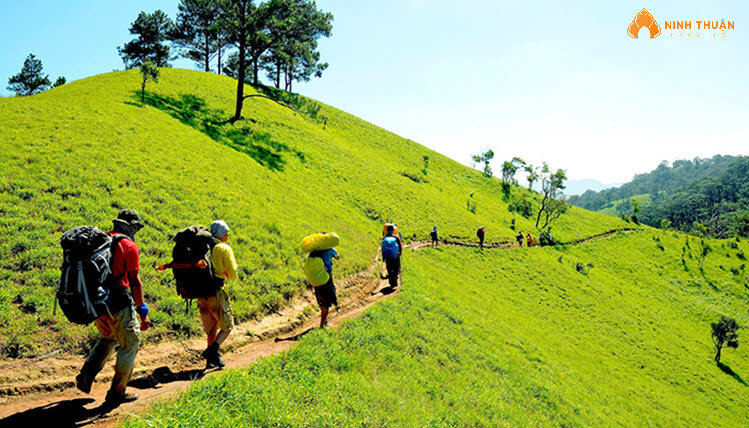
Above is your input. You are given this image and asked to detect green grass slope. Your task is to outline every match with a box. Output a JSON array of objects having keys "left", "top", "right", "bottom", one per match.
[
  {"left": 598, "top": 194, "right": 652, "bottom": 217},
  {"left": 0, "top": 69, "right": 624, "bottom": 357},
  {"left": 128, "top": 230, "right": 749, "bottom": 427}
]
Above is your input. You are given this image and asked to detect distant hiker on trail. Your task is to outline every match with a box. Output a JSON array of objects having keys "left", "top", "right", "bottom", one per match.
[
  {"left": 526, "top": 232, "right": 535, "bottom": 247},
  {"left": 477, "top": 227, "right": 485, "bottom": 249},
  {"left": 539, "top": 230, "right": 553, "bottom": 246},
  {"left": 76, "top": 209, "right": 150, "bottom": 406},
  {"left": 197, "top": 220, "right": 237, "bottom": 369},
  {"left": 382, "top": 224, "right": 403, "bottom": 289},
  {"left": 516, "top": 231, "right": 524, "bottom": 247},
  {"left": 430, "top": 225, "right": 439, "bottom": 247}
]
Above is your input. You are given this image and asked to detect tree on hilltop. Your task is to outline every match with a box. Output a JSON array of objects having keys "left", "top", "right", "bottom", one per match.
[
  {"left": 261, "top": 0, "right": 332, "bottom": 91},
  {"left": 170, "top": 0, "right": 230, "bottom": 73},
  {"left": 119, "top": 10, "right": 174, "bottom": 69},
  {"left": 500, "top": 157, "right": 526, "bottom": 196},
  {"left": 217, "top": 0, "right": 258, "bottom": 121},
  {"left": 139, "top": 61, "right": 160, "bottom": 103},
  {"left": 472, "top": 150, "right": 494, "bottom": 178},
  {"left": 535, "top": 162, "right": 569, "bottom": 230},
  {"left": 525, "top": 164, "right": 540, "bottom": 189},
  {"left": 711, "top": 316, "right": 739, "bottom": 363},
  {"left": 7, "top": 54, "right": 51, "bottom": 96}
]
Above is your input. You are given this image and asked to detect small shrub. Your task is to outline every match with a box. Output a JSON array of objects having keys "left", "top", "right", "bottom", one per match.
[
  {"left": 400, "top": 171, "right": 426, "bottom": 183},
  {"left": 508, "top": 193, "right": 533, "bottom": 218},
  {"left": 466, "top": 198, "right": 477, "bottom": 214},
  {"left": 711, "top": 316, "right": 740, "bottom": 363}
]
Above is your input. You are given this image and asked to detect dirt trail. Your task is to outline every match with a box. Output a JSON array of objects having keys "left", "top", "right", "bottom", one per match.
[{"left": 0, "top": 229, "right": 636, "bottom": 427}]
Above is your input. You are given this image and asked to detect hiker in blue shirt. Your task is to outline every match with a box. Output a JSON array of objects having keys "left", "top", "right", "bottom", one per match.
[
  {"left": 382, "top": 225, "right": 403, "bottom": 289},
  {"left": 430, "top": 225, "right": 439, "bottom": 247}
]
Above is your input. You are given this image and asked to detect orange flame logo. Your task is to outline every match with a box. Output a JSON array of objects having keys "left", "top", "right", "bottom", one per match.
[{"left": 627, "top": 8, "right": 661, "bottom": 38}]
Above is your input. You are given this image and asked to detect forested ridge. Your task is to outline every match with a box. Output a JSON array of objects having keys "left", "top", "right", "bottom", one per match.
[{"left": 570, "top": 155, "right": 749, "bottom": 237}]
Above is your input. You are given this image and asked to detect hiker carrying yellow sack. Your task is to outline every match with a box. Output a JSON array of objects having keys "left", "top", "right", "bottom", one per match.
[{"left": 301, "top": 232, "right": 340, "bottom": 328}]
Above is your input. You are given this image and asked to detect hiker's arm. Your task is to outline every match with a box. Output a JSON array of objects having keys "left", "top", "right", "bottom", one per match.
[
  {"left": 218, "top": 245, "right": 238, "bottom": 281},
  {"left": 129, "top": 270, "right": 150, "bottom": 331}
]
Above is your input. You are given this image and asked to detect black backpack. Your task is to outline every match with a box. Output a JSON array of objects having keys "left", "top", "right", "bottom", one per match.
[
  {"left": 56, "top": 226, "right": 127, "bottom": 325},
  {"left": 170, "top": 225, "right": 218, "bottom": 299}
]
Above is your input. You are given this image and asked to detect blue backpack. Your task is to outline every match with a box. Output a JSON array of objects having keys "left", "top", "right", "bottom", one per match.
[{"left": 382, "top": 236, "right": 399, "bottom": 259}]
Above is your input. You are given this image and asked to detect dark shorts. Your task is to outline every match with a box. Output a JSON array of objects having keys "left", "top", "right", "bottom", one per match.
[
  {"left": 385, "top": 257, "right": 400, "bottom": 287},
  {"left": 314, "top": 276, "right": 337, "bottom": 308}
]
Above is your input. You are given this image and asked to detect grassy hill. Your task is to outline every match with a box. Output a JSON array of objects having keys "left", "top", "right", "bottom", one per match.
[
  {"left": 128, "top": 230, "right": 749, "bottom": 427},
  {"left": 0, "top": 69, "right": 624, "bottom": 358},
  {"left": 598, "top": 194, "right": 651, "bottom": 217}
]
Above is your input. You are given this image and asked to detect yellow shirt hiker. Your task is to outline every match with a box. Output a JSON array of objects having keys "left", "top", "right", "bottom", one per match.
[
  {"left": 195, "top": 220, "right": 237, "bottom": 369},
  {"left": 211, "top": 242, "right": 238, "bottom": 281}
]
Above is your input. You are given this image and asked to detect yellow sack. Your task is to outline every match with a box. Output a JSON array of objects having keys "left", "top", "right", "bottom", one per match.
[
  {"left": 301, "top": 232, "right": 340, "bottom": 253},
  {"left": 382, "top": 223, "right": 400, "bottom": 238},
  {"left": 303, "top": 257, "right": 330, "bottom": 287}
]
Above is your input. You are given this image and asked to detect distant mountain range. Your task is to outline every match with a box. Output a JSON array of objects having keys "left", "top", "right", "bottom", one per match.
[{"left": 564, "top": 179, "right": 622, "bottom": 197}]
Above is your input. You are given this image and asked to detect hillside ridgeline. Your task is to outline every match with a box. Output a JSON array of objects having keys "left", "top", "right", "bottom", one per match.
[{"left": 0, "top": 69, "right": 624, "bottom": 359}]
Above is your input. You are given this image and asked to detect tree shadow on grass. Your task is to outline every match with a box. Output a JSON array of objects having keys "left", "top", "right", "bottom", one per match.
[
  {"left": 717, "top": 362, "right": 747, "bottom": 387},
  {"left": 127, "top": 92, "right": 305, "bottom": 172}
]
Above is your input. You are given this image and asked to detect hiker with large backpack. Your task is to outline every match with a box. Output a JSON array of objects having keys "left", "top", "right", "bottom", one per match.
[
  {"left": 157, "top": 221, "right": 237, "bottom": 368},
  {"left": 382, "top": 224, "right": 403, "bottom": 289},
  {"left": 71, "top": 209, "right": 150, "bottom": 406},
  {"left": 430, "top": 225, "right": 439, "bottom": 247},
  {"left": 302, "top": 232, "right": 340, "bottom": 328},
  {"left": 198, "top": 220, "right": 237, "bottom": 368},
  {"left": 526, "top": 232, "right": 535, "bottom": 247}
]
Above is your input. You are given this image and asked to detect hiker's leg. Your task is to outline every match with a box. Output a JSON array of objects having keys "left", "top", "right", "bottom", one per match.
[
  {"left": 80, "top": 338, "right": 116, "bottom": 384},
  {"left": 395, "top": 257, "right": 402, "bottom": 286},
  {"left": 79, "top": 316, "right": 118, "bottom": 383},
  {"left": 214, "top": 288, "right": 235, "bottom": 346},
  {"left": 320, "top": 306, "right": 329, "bottom": 328},
  {"left": 110, "top": 305, "right": 141, "bottom": 394},
  {"left": 315, "top": 278, "right": 336, "bottom": 327},
  {"left": 198, "top": 296, "right": 219, "bottom": 347},
  {"left": 385, "top": 259, "right": 398, "bottom": 288}
]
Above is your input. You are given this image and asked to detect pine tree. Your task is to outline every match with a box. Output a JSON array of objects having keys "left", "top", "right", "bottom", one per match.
[
  {"left": 119, "top": 10, "right": 174, "bottom": 69},
  {"left": 7, "top": 54, "right": 51, "bottom": 96}
]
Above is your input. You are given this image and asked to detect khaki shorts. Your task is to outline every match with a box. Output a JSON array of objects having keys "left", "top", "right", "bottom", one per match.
[{"left": 197, "top": 288, "right": 234, "bottom": 336}]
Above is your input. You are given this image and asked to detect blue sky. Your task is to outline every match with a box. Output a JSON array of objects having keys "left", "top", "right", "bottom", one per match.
[{"left": 1, "top": 0, "right": 747, "bottom": 185}]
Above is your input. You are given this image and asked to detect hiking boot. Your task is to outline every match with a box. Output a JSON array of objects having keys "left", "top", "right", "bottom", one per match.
[
  {"left": 105, "top": 390, "right": 139, "bottom": 406},
  {"left": 206, "top": 354, "right": 226, "bottom": 368},
  {"left": 75, "top": 373, "right": 92, "bottom": 394},
  {"left": 203, "top": 342, "right": 225, "bottom": 369}
]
